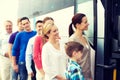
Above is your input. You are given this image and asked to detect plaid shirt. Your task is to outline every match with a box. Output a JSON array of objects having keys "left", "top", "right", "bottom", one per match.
[{"left": 65, "top": 59, "right": 84, "bottom": 80}]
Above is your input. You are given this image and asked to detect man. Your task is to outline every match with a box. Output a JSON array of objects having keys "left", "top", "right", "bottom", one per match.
[
  {"left": 0, "top": 20, "right": 13, "bottom": 80},
  {"left": 8, "top": 18, "right": 24, "bottom": 80},
  {"left": 26, "top": 20, "right": 43, "bottom": 80},
  {"left": 12, "top": 17, "right": 36, "bottom": 80}
]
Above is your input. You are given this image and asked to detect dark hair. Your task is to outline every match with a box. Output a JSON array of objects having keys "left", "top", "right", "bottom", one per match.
[
  {"left": 69, "top": 13, "right": 86, "bottom": 37},
  {"left": 43, "top": 17, "right": 54, "bottom": 23},
  {"left": 35, "top": 20, "right": 43, "bottom": 26},
  {"left": 20, "top": 17, "right": 30, "bottom": 22},
  {"left": 65, "top": 41, "right": 84, "bottom": 57}
]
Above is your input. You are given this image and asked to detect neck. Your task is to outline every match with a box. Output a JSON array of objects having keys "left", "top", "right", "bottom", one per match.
[
  {"left": 18, "top": 29, "right": 23, "bottom": 32},
  {"left": 75, "top": 29, "right": 83, "bottom": 38},
  {"left": 49, "top": 38, "right": 60, "bottom": 50},
  {"left": 38, "top": 31, "right": 42, "bottom": 36},
  {"left": 49, "top": 38, "right": 59, "bottom": 44},
  {"left": 71, "top": 57, "right": 77, "bottom": 62},
  {"left": 25, "top": 29, "right": 32, "bottom": 32}
]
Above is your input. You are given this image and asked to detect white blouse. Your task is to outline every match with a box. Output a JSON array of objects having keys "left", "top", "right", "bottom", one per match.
[{"left": 42, "top": 41, "right": 67, "bottom": 80}]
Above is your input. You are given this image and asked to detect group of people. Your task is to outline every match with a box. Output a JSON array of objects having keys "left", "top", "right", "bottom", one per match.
[{"left": 0, "top": 13, "right": 95, "bottom": 80}]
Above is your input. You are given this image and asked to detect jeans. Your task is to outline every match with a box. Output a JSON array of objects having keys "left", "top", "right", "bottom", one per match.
[
  {"left": 11, "top": 67, "right": 19, "bottom": 80},
  {"left": 31, "top": 60, "right": 36, "bottom": 80},
  {"left": 18, "top": 62, "right": 28, "bottom": 80}
]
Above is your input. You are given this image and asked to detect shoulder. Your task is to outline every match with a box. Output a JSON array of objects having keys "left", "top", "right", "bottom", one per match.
[
  {"left": 35, "top": 35, "right": 42, "bottom": 39},
  {"left": 29, "top": 36, "right": 35, "bottom": 42},
  {"left": 34, "top": 36, "right": 43, "bottom": 42},
  {"left": 69, "top": 34, "right": 76, "bottom": 41},
  {"left": 17, "top": 31, "right": 25, "bottom": 35},
  {"left": 32, "top": 30, "right": 37, "bottom": 34},
  {"left": 67, "top": 60, "right": 81, "bottom": 74},
  {"left": 42, "top": 42, "right": 50, "bottom": 49},
  {"left": 10, "top": 31, "right": 18, "bottom": 37}
]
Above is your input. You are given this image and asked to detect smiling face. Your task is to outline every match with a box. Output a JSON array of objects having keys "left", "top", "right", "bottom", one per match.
[
  {"left": 21, "top": 19, "right": 31, "bottom": 31},
  {"left": 18, "top": 21, "right": 24, "bottom": 31},
  {"left": 36, "top": 22, "right": 43, "bottom": 35},
  {"left": 77, "top": 16, "right": 89, "bottom": 31},
  {"left": 43, "top": 22, "right": 60, "bottom": 40},
  {"left": 48, "top": 25, "right": 60, "bottom": 40},
  {"left": 4, "top": 21, "right": 12, "bottom": 34}
]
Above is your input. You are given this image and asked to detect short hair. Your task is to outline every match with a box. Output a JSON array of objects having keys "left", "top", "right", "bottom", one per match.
[
  {"left": 65, "top": 41, "right": 84, "bottom": 57},
  {"left": 43, "top": 17, "right": 54, "bottom": 23},
  {"left": 20, "top": 17, "right": 29, "bottom": 22},
  {"left": 17, "top": 18, "right": 21, "bottom": 25},
  {"left": 35, "top": 20, "right": 43, "bottom": 26},
  {"left": 5, "top": 20, "right": 13, "bottom": 24}
]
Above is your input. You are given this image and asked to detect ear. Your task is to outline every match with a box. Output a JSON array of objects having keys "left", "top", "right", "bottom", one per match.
[
  {"left": 46, "top": 33, "right": 50, "bottom": 37},
  {"left": 76, "top": 23, "right": 80, "bottom": 29},
  {"left": 72, "top": 51, "right": 77, "bottom": 56}
]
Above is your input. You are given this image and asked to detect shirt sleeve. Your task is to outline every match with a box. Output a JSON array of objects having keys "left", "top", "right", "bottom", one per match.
[
  {"left": 33, "top": 36, "right": 43, "bottom": 70},
  {"left": 25, "top": 38, "right": 33, "bottom": 73},
  {"left": 12, "top": 33, "right": 20, "bottom": 56},
  {"left": 9, "top": 33, "right": 14, "bottom": 44}
]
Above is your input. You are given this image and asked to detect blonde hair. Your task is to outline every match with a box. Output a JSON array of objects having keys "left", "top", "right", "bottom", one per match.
[
  {"left": 42, "top": 21, "right": 54, "bottom": 39},
  {"left": 41, "top": 21, "right": 56, "bottom": 44}
]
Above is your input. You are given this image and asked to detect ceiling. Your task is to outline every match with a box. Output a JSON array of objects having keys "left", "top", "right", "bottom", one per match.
[{"left": 18, "top": 0, "right": 74, "bottom": 18}]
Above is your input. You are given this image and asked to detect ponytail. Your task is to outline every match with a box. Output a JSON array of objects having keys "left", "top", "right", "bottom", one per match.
[{"left": 69, "top": 23, "right": 74, "bottom": 37}]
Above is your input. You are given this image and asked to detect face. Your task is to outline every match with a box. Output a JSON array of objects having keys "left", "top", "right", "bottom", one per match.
[
  {"left": 78, "top": 16, "right": 89, "bottom": 31},
  {"left": 36, "top": 22, "right": 43, "bottom": 34},
  {"left": 48, "top": 25, "right": 60, "bottom": 40},
  {"left": 21, "top": 19, "right": 31, "bottom": 31},
  {"left": 18, "top": 22, "right": 24, "bottom": 31},
  {"left": 75, "top": 51, "right": 83, "bottom": 61},
  {"left": 4, "top": 21, "right": 12, "bottom": 34}
]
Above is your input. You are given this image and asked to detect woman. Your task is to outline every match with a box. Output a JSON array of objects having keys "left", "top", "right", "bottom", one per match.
[
  {"left": 33, "top": 17, "right": 54, "bottom": 80},
  {"left": 42, "top": 22, "right": 67, "bottom": 80},
  {"left": 69, "top": 13, "right": 93, "bottom": 80}
]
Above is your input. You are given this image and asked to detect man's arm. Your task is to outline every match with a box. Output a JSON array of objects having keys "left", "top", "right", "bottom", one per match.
[
  {"left": 25, "top": 38, "right": 34, "bottom": 77},
  {"left": 8, "top": 43, "right": 13, "bottom": 60},
  {"left": 12, "top": 33, "right": 20, "bottom": 72}
]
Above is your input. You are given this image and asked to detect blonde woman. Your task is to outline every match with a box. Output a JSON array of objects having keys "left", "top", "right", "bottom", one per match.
[{"left": 42, "top": 22, "right": 67, "bottom": 80}]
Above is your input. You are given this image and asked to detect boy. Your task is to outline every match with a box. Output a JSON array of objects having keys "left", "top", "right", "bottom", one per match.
[{"left": 65, "top": 41, "right": 84, "bottom": 80}]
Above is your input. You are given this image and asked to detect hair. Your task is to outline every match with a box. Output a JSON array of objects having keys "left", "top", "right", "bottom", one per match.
[
  {"left": 5, "top": 20, "right": 13, "bottom": 25},
  {"left": 69, "top": 13, "right": 86, "bottom": 37},
  {"left": 42, "top": 21, "right": 55, "bottom": 44},
  {"left": 35, "top": 20, "right": 43, "bottom": 26},
  {"left": 65, "top": 41, "right": 84, "bottom": 57},
  {"left": 17, "top": 18, "right": 21, "bottom": 25},
  {"left": 43, "top": 17, "right": 54, "bottom": 24},
  {"left": 20, "top": 17, "right": 30, "bottom": 22}
]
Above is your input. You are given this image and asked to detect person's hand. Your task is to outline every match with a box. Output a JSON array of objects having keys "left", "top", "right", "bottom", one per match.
[
  {"left": 12, "top": 64, "right": 18, "bottom": 72},
  {"left": 28, "top": 72, "right": 34, "bottom": 77},
  {"left": 55, "top": 75, "right": 66, "bottom": 80},
  {"left": 4, "top": 53, "right": 9, "bottom": 58},
  {"left": 39, "top": 69, "right": 45, "bottom": 77}
]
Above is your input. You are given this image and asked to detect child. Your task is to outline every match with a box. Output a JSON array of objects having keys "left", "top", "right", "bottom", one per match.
[{"left": 65, "top": 41, "right": 84, "bottom": 80}]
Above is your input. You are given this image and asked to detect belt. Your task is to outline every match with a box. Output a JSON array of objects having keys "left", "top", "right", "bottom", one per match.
[{"left": 18, "top": 62, "right": 25, "bottom": 64}]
